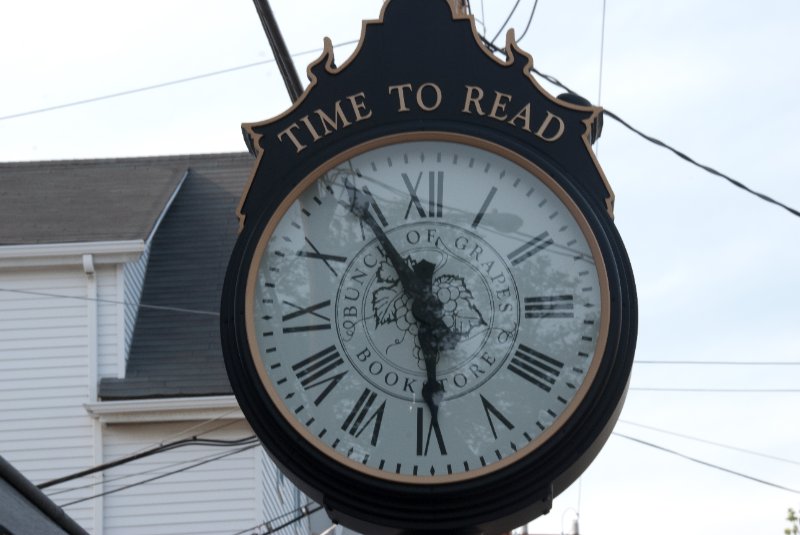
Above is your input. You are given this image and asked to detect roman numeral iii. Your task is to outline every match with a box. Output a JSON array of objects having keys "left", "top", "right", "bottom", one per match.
[{"left": 524, "top": 295, "right": 574, "bottom": 319}]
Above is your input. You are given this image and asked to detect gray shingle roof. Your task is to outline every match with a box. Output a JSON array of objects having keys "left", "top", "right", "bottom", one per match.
[
  {"left": 0, "top": 455, "right": 88, "bottom": 535},
  {"left": 0, "top": 158, "right": 186, "bottom": 246},
  {"left": 99, "top": 153, "right": 252, "bottom": 400}
]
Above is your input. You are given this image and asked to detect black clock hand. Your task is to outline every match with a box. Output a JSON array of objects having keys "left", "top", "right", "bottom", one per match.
[
  {"left": 346, "top": 179, "right": 457, "bottom": 423},
  {"left": 345, "top": 179, "right": 423, "bottom": 296},
  {"left": 412, "top": 259, "right": 459, "bottom": 426}
]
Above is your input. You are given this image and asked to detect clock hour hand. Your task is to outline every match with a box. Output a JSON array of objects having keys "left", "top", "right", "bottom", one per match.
[
  {"left": 412, "top": 259, "right": 458, "bottom": 426},
  {"left": 345, "top": 179, "right": 457, "bottom": 423},
  {"left": 345, "top": 178, "right": 422, "bottom": 296}
]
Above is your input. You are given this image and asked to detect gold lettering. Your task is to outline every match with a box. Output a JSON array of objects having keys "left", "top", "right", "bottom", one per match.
[
  {"left": 277, "top": 123, "right": 306, "bottom": 153},
  {"left": 489, "top": 91, "right": 512, "bottom": 121},
  {"left": 299, "top": 115, "right": 322, "bottom": 141},
  {"left": 507, "top": 102, "right": 532, "bottom": 132},
  {"left": 388, "top": 83, "right": 413, "bottom": 112},
  {"left": 535, "top": 111, "right": 566, "bottom": 142},
  {"left": 416, "top": 83, "right": 442, "bottom": 111},
  {"left": 462, "top": 85, "right": 486, "bottom": 115},
  {"left": 315, "top": 101, "right": 352, "bottom": 136},
  {"left": 348, "top": 92, "right": 373, "bottom": 122}
]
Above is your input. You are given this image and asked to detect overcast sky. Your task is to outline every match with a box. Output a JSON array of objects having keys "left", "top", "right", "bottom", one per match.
[{"left": 1, "top": 1, "right": 799, "bottom": 534}]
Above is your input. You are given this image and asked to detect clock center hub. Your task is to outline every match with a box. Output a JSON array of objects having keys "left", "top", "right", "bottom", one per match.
[{"left": 335, "top": 222, "right": 520, "bottom": 402}]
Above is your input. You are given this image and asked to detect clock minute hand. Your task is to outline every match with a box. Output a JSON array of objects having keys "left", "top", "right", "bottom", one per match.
[
  {"left": 412, "top": 259, "right": 459, "bottom": 426},
  {"left": 345, "top": 179, "right": 423, "bottom": 296},
  {"left": 345, "top": 179, "right": 457, "bottom": 424}
]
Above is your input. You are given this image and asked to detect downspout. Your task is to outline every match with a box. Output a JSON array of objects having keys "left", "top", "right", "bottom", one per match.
[{"left": 82, "top": 254, "right": 103, "bottom": 535}]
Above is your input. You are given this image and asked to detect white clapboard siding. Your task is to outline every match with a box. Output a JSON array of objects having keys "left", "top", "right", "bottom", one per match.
[
  {"left": 97, "top": 264, "right": 121, "bottom": 378},
  {"left": 258, "top": 447, "right": 311, "bottom": 535},
  {"left": 102, "top": 420, "right": 261, "bottom": 535},
  {"left": 0, "top": 266, "right": 97, "bottom": 532}
]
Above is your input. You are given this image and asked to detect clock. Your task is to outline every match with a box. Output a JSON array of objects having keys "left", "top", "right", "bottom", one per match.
[
  {"left": 223, "top": 132, "right": 636, "bottom": 533},
  {"left": 221, "top": 1, "right": 637, "bottom": 532}
]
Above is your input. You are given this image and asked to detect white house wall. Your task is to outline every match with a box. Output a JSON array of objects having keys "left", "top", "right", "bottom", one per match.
[
  {"left": 97, "top": 264, "right": 122, "bottom": 380},
  {"left": 0, "top": 265, "right": 98, "bottom": 530},
  {"left": 102, "top": 419, "right": 260, "bottom": 535},
  {"left": 257, "top": 447, "right": 310, "bottom": 535}
]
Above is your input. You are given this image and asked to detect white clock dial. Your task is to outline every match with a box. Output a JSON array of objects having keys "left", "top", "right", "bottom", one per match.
[{"left": 246, "top": 135, "right": 609, "bottom": 483}]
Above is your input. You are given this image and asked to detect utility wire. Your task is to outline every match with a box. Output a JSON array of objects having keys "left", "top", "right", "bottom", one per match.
[
  {"left": 58, "top": 443, "right": 258, "bottom": 507},
  {"left": 45, "top": 439, "right": 255, "bottom": 497},
  {"left": 231, "top": 503, "right": 323, "bottom": 535},
  {"left": 490, "top": 0, "right": 523, "bottom": 44},
  {"left": 39, "top": 435, "right": 257, "bottom": 489},
  {"left": 602, "top": 107, "right": 800, "bottom": 219},
  {"left": 618, "top": 420, "right": 800, "bottom": 466},
  {"left": 630, "top": 387, "right": 800, "bottom": 393},
  {"left": 44, "top": 417, "right": 244, "bottom": 497},
  {"left": 636, "top": 360, "right": 800, "bottom": 365},
  {"left": 614, "top": 432, "right": 800, "bottom": 495},
  {"left": 0, "top": 287, "right": 219, "bottom": 317},
  {"left": 480, "top": 36, "right": 800, "bottom": 220},
  {"left": 516, "top": 0, "right": 540, "bottom": 43},
  {"left": 0, "top": 40, "right": 358, "bottom": 122},
  {"left": 1, "top": 27, "right": 795, "bottom": 220}
]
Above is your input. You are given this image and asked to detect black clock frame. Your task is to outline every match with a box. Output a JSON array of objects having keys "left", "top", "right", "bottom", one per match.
[{"left": 220, "top": 1, "right": 637, "bottom": 533}]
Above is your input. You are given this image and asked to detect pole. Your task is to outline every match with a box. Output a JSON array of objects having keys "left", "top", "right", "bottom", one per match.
[{"left": 251, "top": 0, "right": 304, "bottom": 102}]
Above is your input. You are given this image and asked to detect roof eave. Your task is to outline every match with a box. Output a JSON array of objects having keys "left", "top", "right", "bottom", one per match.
[
  {"left": 84, "top": 395, "right": 243, "bottom": 424},
  {"left": 0, "top": 239, "right": 147, "bottom": 269}
]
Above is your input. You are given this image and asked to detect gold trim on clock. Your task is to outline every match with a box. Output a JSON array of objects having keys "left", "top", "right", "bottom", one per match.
[{"left": 244, "top": 131, "right": 611, "bottom": 485}]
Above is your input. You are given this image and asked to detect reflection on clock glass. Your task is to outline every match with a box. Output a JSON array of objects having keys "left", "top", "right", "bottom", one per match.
[{"left": 248, "top": 139, "right": 606, "bottom": 482}]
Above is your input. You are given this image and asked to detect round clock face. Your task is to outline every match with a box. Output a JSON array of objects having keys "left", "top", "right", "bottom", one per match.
[{"left": 245, "top": 134, "right": 609, "bottom": 483}]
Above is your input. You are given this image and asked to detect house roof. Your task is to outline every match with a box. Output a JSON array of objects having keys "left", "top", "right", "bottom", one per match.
[
  {"left": 0, "top": 455, "right": 89, "bottom": 535},
  {"left": 99, "top": 153, "right": 252, "bottom": 400},
  {"left": 0, "top": 158, "right": 186, "bottom": 246}
]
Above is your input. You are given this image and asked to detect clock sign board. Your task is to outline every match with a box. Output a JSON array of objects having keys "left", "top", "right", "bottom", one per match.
[{"left": 220, "top": 0, "right": 638, "bottom": 533}]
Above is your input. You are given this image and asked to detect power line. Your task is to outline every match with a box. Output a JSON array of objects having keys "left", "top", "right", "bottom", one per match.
[
  {"left": 618, "top": 420, "right": 800, "bottom": 466},
  {"left": 40, "top": 435, "right": 258, "bottom": 489},
  {"left": 636, "top": 360, "right": 800, "bottom": 365},
  {"left": 602, "top": 107, "right": 800, "bottom": 219},
  {"left": 0, "top": 287, "right": 219, "bottom": 317},
  {"left": 0, "top": 40, "right": 358, "bottom": 123},
  {"left": 480, "top": 36, "right": 800, "bottom": 220},
  {"left": 231, "top": 503, "right": 323, "bottom": 535},
  {"left": 630, "top": 387, "right": 800, "bottom": 393},
  {"left": 490, "top": 0, "right": 523, "bottom": 44},
  {"left": 516, "top": 0, "right": 540, "bottom": 43},
  {"left": 597, "top": 0, "right": 607, "bottom": 108},
  {"left": 45, "top": 435, "right": 258, "bottom": 498},
  {"left": 613, "top": 432, "right": 800, "bottom": 495},
  {"left": 58, "top": 443, "right": 258, "bottom": 507},
  {"left": 43, "top": 417, "right": 244, "bottom": 497},
  {"left": 47, "top": 443, "right": 241, "bottom": 497}
]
